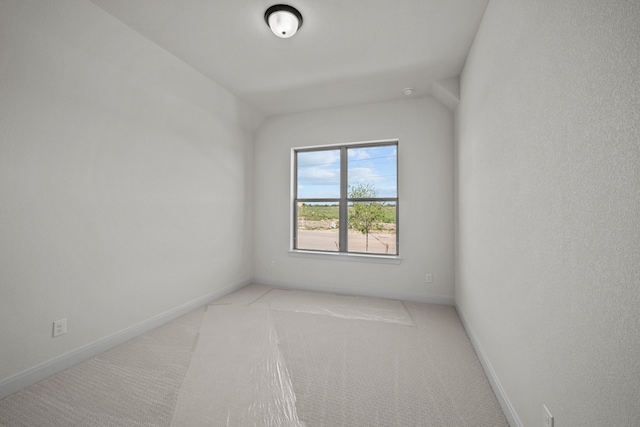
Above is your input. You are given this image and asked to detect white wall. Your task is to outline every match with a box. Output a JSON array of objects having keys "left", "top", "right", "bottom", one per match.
[
  {"left": 254, "top": 97, "right": 455, "bottom": 303},
  {"left": 456, "top": 1, "right": 640, "bottom": 426},
  {"left": 0, "top": 0, "right": 262, "bottom": 386}
]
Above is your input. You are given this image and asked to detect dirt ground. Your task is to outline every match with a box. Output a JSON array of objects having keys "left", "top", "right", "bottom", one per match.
[{"left": 297, "top": 229, "right": 397, "bottom": 254}]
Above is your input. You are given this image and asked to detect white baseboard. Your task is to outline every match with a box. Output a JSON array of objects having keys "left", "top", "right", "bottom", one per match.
[
  {"left": 0, "top": 279, "right": 249, "bottom": 400},
  {"left": 456, "top": 306, "right": 523, "bottom": 427},
  {"left": 252, "top": 277, "right": 455, "bottom": 306}
]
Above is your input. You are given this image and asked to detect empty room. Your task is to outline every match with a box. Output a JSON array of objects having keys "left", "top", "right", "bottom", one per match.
[{"left": 0, "top": 1, "right": 638, "bottom": 426}]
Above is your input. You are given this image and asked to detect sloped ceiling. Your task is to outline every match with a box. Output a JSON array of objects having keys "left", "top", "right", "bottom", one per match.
[{"left": 89, "top": 0, "right": 488, "bottom": 116}]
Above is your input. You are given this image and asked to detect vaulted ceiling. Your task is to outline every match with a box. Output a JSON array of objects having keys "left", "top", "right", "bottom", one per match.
[{"left": 89, "top": 0, "right": 488, "bottom": 116}]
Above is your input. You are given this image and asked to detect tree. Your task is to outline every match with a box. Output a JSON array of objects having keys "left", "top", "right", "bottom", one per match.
[{"left": 348, "top": 181, "right": 386, "bottom": 252}]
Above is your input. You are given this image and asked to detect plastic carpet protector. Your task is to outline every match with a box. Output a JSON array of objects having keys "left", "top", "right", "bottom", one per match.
[
  {"left": 169, "top": 286, "right": 415, "bottom": 426},
  {"left": 170, "top": 285, "right": 508, "bottom": 426},
  {"left": 170, "top": 304, "right": 302, "bottom": 427},
  {"left": 249, "top": 288, "right": 415, "bottom": 326}
]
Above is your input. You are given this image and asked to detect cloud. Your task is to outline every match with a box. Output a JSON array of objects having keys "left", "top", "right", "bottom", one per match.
[
  {"left": 348, "top": 167, "right": 379, "bottom": 183},
  {"left": 298, "top": 166, "right": 340, "bottom": 184},
  {"left": 297, "top": 150, "right": 340, "bottom": 168},
  {"left": 348, "top": 148, "right": 371, "bottom": 161}
]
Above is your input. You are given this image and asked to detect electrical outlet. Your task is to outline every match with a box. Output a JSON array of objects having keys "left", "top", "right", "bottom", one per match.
[
  {"left": 425, "top": 273, "right": 433, "bottom": 283},
  {"left": 53, "top": 318, "right": 67, "bottom": 337},
  {"left": 543, "top": 404, "right": 553, "bottom": 427}
]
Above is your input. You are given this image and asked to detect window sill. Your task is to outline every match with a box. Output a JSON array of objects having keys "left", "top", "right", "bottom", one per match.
[{"left": 288, "top": 250, "right": 402, "bottom": 264}]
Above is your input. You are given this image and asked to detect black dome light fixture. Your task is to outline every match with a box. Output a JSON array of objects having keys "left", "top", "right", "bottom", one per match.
[{"left": 264, "top": 4, "right": 303, "bottom": 38}]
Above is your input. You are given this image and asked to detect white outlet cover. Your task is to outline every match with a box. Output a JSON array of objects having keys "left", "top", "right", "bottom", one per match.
[{"left": 53, "top": 318, "right": 67, "bottom": 337}]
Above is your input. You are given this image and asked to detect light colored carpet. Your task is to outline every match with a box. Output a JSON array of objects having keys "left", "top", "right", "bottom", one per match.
[
  {"left": 0, "top": 307, "right": 204, "bottom": 426},
  {"left": 0, "top": 284, "right": 509, "bottom": 426}
]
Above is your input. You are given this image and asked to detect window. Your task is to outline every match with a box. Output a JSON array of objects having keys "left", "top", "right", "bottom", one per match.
[{"left": 292, "top": 140, "right": 398, "bottom": 256}]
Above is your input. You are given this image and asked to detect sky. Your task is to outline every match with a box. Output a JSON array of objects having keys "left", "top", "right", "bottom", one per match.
[{"left": 296, "top": 145, "right": 397, "bottom": 199}]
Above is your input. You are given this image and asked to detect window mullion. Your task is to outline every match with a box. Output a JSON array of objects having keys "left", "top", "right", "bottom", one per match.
[
  {"left": 293, "top": 151, "right": 298, "bottom": 249},
  {"left": 339, "top": 146, "right": 348, "bottom": 252}
]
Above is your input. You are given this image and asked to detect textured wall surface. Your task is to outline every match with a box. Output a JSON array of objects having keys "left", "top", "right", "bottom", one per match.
[
  {"left": 0, "top": 0, "right": 262, "bottom": 381},
  {"left": 456, "top": 1, "right": 640, "bottom": 426},
  {"left": 254, "top": 97, "right": 455, "bottom": 303}
]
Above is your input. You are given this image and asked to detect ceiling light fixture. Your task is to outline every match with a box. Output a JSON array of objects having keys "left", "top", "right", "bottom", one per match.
[
  {"left": 265, "top": 4, "right": 303, "bottom": 38},
  {"left": 403, "top": 88, "right": 414, "bottom": 96}
]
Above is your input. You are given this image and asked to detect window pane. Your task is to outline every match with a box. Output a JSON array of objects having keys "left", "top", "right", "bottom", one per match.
[
  {"left": 347, "top": 201, "right": 396, "bottom": 255},
  {"left": 347, "top": 145, "right": 397, "bottom": 198},
  {"left": 297, "top": 149, "right": 341, "bottom": 199},
  {"left": 296, "top": 202, "right": 340, "bottom": 252}
]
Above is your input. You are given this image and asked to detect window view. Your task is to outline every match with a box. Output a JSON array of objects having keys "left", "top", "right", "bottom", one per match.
[{"left": 294, "top": 141, "right": 398, "bottom": 255}]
